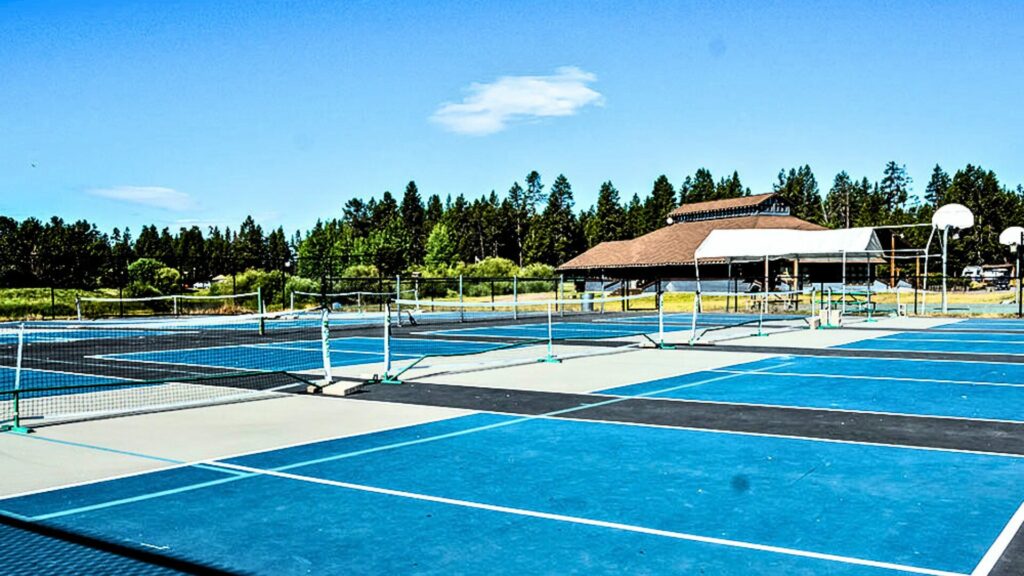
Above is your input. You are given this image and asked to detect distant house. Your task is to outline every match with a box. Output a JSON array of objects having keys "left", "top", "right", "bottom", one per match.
[{"left": 558, "top": 193, "right": 824, "bottom": 285}]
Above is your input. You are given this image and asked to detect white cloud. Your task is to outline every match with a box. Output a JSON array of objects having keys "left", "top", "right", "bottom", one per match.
[
  {"left": 89, "top": 186, "right": 195, "bottom": 211},
  {"left": 431, "top": 67, "right": 604, "bottom": 135}
]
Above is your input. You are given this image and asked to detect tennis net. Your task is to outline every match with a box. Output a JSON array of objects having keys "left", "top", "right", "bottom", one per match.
[
  {"left": 0, "top": 310, "right": 333, "bottom": 431},
  {"left": 77, "top": 291, "right": 261, "bottom": 320},
  {"left": 687, "top": 289, "right": 812, "bottom": 343},
  {"left": 290, "top": 289, "right": 416, "bottom": 314},
  {"left": 370, "top": 292, "right": 669, "bottom": 383}
]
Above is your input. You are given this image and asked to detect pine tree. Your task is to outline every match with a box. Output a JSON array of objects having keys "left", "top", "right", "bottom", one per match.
[
  {"left": 443, "top": 194, "right": 473, "bottom": 263},
  {"left": 879, "top": 161, "right": 912, "bottom": 215},
  {"left": 342, "top": 198, "right": 372, "bottom": 237},
  {"left": 644, "top": 175, "right": 676, "bottom": 231},
  {"left": 371, "top": 191, "right": 400, "bottom": 228},
  {"left": 689, "top": 169, "right": 716, "bottom": 203},
  {"left": 424, "top": 194, "right": 444, "bottom": 232},
  {"left": 525, "top": 174, "right": 583, "bottom": 265},
  {"left": 678, "top": 176, "right": 694, "bottom": 206},
  {"left": 506, "top": 174, "right": 543, "bottom": 265},
  {"left": 773, "top": 166, "right": 822, "bottom": 224},
  {"left": 400, "top": 181, "right": 426, "bottom": 265},
  {"left": 715, "top": 171, "right": 749, "bottom": 199},
  {"left": 924, "top": 164, "right": 951, "bottom": 206},
  {"left": 266, "top": 227, "right": 291, "bottom": 270},
  {"left": 235, "top": 216, "right": 267, "bottom": 271},
  {"left": 823, "top": 171, "right": 860, "bottom": 228},
  {"left": 625, "top": 193, "right": 646, "bottom": 238},
  {"left": 135, "top": 225, "right": 161, "bottom": 261},
  {"left": 593, "top": 181, "right": 627, "bottom": 244}
]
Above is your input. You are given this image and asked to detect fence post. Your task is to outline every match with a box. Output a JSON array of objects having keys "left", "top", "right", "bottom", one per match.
[
  {"left": 395, "top": 274, "right": 402, "bottom": 325},
  {"left": 257, "top": 286, "right": 265, "bottom": 335},
  {"left": 459, "top": 275, "right": 464, "bottom": 323}
]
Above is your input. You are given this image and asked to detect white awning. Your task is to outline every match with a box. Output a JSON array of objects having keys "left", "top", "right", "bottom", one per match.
[{"left": 694, "top": 227, "right": 884, "bottom": 262}]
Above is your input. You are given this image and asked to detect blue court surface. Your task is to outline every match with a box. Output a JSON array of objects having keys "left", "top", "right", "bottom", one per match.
[
  {"left": 602, "top": 355, "right": 1024, "bottom": 422},
  {"left": 0, "top": 328, "right": 173, "bottom": 344},
  {"left": 2, "top": 414, "right": 1022, "bottom": 575},
  {"left": 838, "top": 331, "right": 1024, "bottom": 356},
  {"left": 931, "top": 318, "right": 1024, "bottom": 332},
  {"left": 0, "top": 366, "right": 124, "bottom": 392},
  {"left": 97, "top": 336, "right": 503, "bottom": 372}
]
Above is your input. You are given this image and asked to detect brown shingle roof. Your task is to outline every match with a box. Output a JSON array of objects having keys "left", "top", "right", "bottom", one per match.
[
  {"left": 667, "top": 192, "right": 776, "bottom": 218},
  {"left": 558, "top": 215, "right": 825, "bottom": 271}
]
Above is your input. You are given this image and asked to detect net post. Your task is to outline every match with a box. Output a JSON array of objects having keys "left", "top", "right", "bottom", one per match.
[
  {"left": 378, "top": 303, "right": 402, "bottom": 384},
  {"left": 320, "top": 309, "right": 333, "bottom": 386},
  {"left": 2, "top": 324, "right": 32, "bottom": 434},
  {"left": 289, "top": 290, "right": 295, "bottom": 312},
  {"left": 173, "top": 295, "right": 178, "bottom": 316},
  {"left": 75, "top": 296, "right": 82, "bottom": 321},
  {"left": 257, "top": 287, "right": 265, "bottom": 335},
  {"left": 538, "top": 302, "right": 561, "bottom": 363},
  {"left": 558, "top": 275, "right": 564, "bottom": 317},
  {"left": 688, "top": 291, "right": 699, "bottom": 345},
  {"left": 513, "top": 275, "right": 518, "bottom": 320},
  {"left": 657, "top": 291, "right": 673, "bottom": 349}
]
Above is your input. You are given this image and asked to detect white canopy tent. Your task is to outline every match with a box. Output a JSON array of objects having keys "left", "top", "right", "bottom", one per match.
[
  {"left": 694, "top": 227, "right": 884, "bottom": 263},
  {"left": 691, "top": 227, "right": 886, "bottom": 325}
]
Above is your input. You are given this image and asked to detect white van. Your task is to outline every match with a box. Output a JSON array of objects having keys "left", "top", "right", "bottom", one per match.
[{"left": 961, "top": 266, "right": 983, "bottom": 281}]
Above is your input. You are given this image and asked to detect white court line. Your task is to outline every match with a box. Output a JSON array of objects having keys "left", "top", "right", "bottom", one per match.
[
  {"left": 879, "top": 337, "right": 1024, "bottom": 345},
  {"left": 818, "top": 353, "right": 1024, "bottom": 367},
  {"left": 520, "top": 409, "right": 1024, "bottom": 459},
  {"left": 708, "top": 368, "right": 1024, "bottom": 390},
  {"left": 0, "top": 364, "right": 133, "bottom": 382},
  {"left": 971, "top": 500, "right": 1024, "bottom": 576},
  {"left": 840, "top": 344, "right": 1024, "bottom": 357},
  {"left": 206, "top": 461, "right": 966, "bottom": 576},
  {"left": 607, "top": 389, "right": 1024, "bottom": 426}
]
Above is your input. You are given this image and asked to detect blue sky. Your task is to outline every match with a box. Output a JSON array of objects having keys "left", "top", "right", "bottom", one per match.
[{"left": 1, "top": 0, "right": 1022, "bottom": 235}]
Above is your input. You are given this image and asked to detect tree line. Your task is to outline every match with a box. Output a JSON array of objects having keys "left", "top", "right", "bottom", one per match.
[
  {"left": 0, "top": 215, "right": 292, "bottom": 290},
  {"left": 1, "top": 163, "right": 1022, "bottom": 292}
]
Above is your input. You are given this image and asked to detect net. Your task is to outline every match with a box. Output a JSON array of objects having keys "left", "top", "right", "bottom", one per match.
[
  {"left": 688, "top": 289, "right": 811, "bottom": 343},
  {"left": 290, "top": 289, "right": 415, "bottom": 314},
  {"left": 0, "top": 310, "right": 333, "bottom": 431},
  {"left": 77, "top": 292, "right": 261, "bottom": 320},
  {"left": 370, "top": 293, "right": 668, "bottom": 383}
]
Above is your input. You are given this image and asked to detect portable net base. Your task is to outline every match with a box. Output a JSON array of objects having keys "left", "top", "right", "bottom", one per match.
[{"left": 0, "top": 311, "right": 334, "bottom": 432}]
